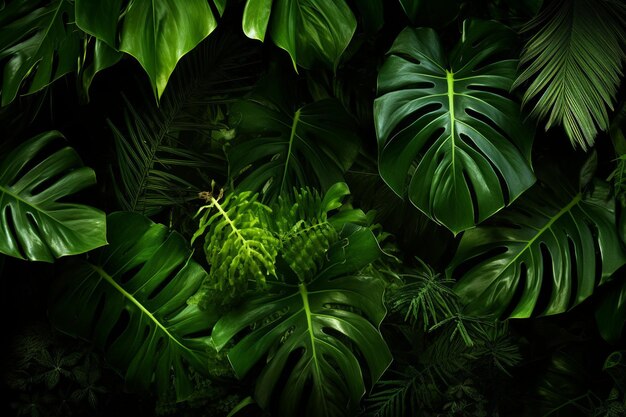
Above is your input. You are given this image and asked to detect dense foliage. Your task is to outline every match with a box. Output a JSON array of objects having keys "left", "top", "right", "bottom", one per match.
[{"left": 1, "top": 0, "right": 626, "bottom": 416}]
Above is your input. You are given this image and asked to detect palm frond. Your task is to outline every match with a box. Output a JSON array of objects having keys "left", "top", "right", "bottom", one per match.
[
  {"left": 513, "top": 0, "right": 626, "bottom": 150},
  {"left": 111, "top": 30, "right": 262, "bottom": 215}
]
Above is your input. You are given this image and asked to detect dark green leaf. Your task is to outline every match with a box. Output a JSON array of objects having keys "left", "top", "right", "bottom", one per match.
[
  {"left": 0, "top": 0, "right": 80, "bottom": 106},
  {"left": 0, "top": 131, "right": 106, "bottom": 262},
  {"left": 212, "top": 225, "right": 391, "bottom": 417},
  {"left": 75, "top": 0, "right": 224, "bottom": 99},
  {"left": 242, "top": 0, "right": 356, "bottom": 69},
  {"left": 375, "top": 20, "right": 535, "bottom": 234},
  {"left": 229, "top": 78, "right": 360, "bottom": 202},
  {"left": 596, "top": 277, "right": 626, "bottom": 342},
  {"left": 450, "top": 175, "right": 626, "bottom": 318},
  {"left": 49, "top": 212, "right": 215, "bottom": 400}
]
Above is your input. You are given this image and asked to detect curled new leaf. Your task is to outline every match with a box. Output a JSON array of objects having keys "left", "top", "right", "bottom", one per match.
[{"left": 375, "top": 20, "right": 535, "bottom": 234}]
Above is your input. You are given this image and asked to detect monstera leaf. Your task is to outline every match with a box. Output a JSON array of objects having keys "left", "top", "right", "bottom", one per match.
[
  {"left": 450, "top": 173, "right": 626, "bottom": 318},
  {"left": 0, "top": 0, "right": 80, "bottom": 106},
  {"left": 375, "top": 20, "right": 535, "bottom": 234},
  {"left": 0, "top": 131, "right": 106, "bottom": 262},
  {"left": 49, "top": 212, "right": 214, "bottom": 400},
  {"left": 596, "top": 277, "right": 626, "bottom": 342},
  {"left": 229, "top": 77, "right": 360, "bottom": 202},
  {"left": 75, "top": 0, "right": 225, "bottom": 99},
  {"left": 211, "top": 225, "right": 391, "bottom": 417},
  {"left": 242, "top": 0, "right": 356, "bottom": 69}
]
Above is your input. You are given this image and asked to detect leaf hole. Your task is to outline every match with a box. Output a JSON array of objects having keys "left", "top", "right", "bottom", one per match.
[
  {"left": 501, "top": 263, "right": 527, "bottom": 318},
  {"left": 462, "top": 169, "right": 480, "bottom": 225},
  {"left": 119, "top": 263, "right": 144, "bottom": 285},
  {"left": 147, "top": 270, "right": 179, "bottom": 301},
  {"left": 104, "top": 309, "right": 130, "bottom": 351},
  {"left": 533, "top": 243, "right": 555, "bottom": 316}
]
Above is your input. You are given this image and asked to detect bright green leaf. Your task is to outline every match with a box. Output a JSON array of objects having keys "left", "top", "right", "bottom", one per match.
[
  {"left": 75, "top": 0, "right": 223, "bottom": 99},
  {"left": 0, "top": 131, "right": 106, "bottom": 262},
  {"left": 375, "top": 20, "right": 535, "bottom": 234}
]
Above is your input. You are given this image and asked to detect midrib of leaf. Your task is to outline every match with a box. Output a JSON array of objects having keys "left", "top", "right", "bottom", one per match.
[
  {"left": 0, "top": 184, "right": 62, "bottom": 225},
  {"left": 298, "top": 282, "right": 329, "bottom": 416},
  {"left": 89, "top": 263, "right": 192, "bottom": 354},
  {"left": 446, "top": 70, "right": 456, "bottom": 186},
  {"left": 497, "top": 192, "right": 583, "bottom": 276},
  {"left": 281, "top": 108, "right": 301, "bottom": 194}
]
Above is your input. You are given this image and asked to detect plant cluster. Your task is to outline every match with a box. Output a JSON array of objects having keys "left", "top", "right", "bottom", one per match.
[{"left": 1, "top": 0, "right": 626, "bottom": 416}]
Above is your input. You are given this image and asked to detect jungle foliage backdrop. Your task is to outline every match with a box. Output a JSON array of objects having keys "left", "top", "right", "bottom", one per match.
[{"left": 1, "top": 0, "right": 626, "bottom": 416}]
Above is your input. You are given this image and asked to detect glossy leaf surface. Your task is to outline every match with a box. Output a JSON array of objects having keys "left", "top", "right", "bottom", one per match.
[
  {"left": 50, "top": 212, "right": 214, "bottom": 400},
  {"left": 242, "top": 0, "right": 356, "bottom": 69},
  {"left": 75, "top": 0, "right": 225, "bottom": 99},
  {"left": 375, "top": 20, "right": 535, "bottom": 234},
  {"left": 0, "top": 131, "right": 106, "bottom": 262},
  {"left": 450, "top": 177, "right": 626, "bottom": 318},
  {"left": 212, "top": 225, "right": 391, "bottom": 417}
]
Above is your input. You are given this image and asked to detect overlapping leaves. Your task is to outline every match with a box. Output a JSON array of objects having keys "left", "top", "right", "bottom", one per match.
[
  {"left": 212, "top": 224, "right": 391, "bottom": 417},
  {"left": 229, "top": 76, "right": 360, "bottom": 202},
  {"left": 75, "top": 0, "right": 226, "bottom": 99},
  {"left": 450, "top": 169, "right": 626, "bottom": 318},
  {"left": 242, "top": 0, "right": 356, "bottom": 69},
  {"left": 375, "top": 20, "right": 535, "bottom": 234},
  {"left": 50, "top": 212, "right": 214, "bottom": 400},
  {"left": 0, "top": 131, "right": 106, "bottom": 262},
  {"left": 0, "top": 0, "right": 80, "bottom": 106}
]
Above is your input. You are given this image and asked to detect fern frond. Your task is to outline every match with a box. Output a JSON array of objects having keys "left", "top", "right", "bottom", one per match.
[
  {"left": 513, "top": 0, "right": 626, "bottom": 150},
  {"left": 387, "top": 264, "right": 459, "bottom": 332},
  {"left": 271, "top": 186, "right": 341, "bottom": 282},
  {"left": 191, "top": 190, "right": 279, "bottom": 306},
  {"left": 112, "top": 31, "right": 261, "bottom": 215},
  {"left": 364, "top": 368, "right": 421, "bottom": 417}
]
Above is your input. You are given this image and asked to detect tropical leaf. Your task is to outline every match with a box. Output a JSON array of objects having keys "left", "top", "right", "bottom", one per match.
[
  {"left": 191, "top": 190, "right": 280, "bottom": 300},
  {"left": 78, "top": 37, "right": 122, "bottom": 101},
  {"left": 75, "top": 0, "right": 226, "bottom": 99},
  {"left": 49, "top": 212, "right": 215, "bottom": 400},
  {"left": 450, "top": 170, "right": 626, "bottom": 318},
  {"left": 596, "top": 277, "right": 626, "bottom": 342},
  {"left": 0, "top": 131, "right": 106, "bottom": 262},
  {"left": 211, "top": 225, "right": 391, "bottom": 417},
  {"left": 513, "top": 0, "right": 626, "bottom": 150},
  {"left": 111, "top": 31, "right": 259, "bottom": 215},
  {"left": 241, "top": 0, "right": 356, "bottom": 69},
  {"left": 375, "top": 20, "right": 535, "bottom": 234},
  {"left": 0, "top": 0, "right": 80, "bottom": 106},
  {"left": 229, "top": 76, "right": 360, "bottom": 202}
]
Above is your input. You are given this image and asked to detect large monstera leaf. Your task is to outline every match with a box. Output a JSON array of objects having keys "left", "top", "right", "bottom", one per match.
[
  {"left": 0, "top": 131, "right": 106, "bottom": 262},
  {"left": 212, "top": 225, "right": 392, "bottom": 417},
  {"left": 75, "top": 0, "right": 225, "bottom": 99},
  {"left": 375, "top": 20, "right": 535, "bottom": 234},
  {"left": 242, "top": 0, "right": 356, "bottom": 69},
  {"left": 50, "top": 212, "right": 214, "bottom": 400},
  {"left": 449, "top": 174, "right": 626, "bottom": 318},
  {"left": 229, "top": 78, "right": 360, "bottom": 202},
  {"left": 0, "top": 0, "right": 80, "bottom": 106}
]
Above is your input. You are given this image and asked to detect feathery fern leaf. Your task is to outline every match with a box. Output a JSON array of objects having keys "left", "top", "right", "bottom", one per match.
[
  {"left": 191, "top": 190, "right": 279, "bottom": 306},
  {"left": 513, "top": 0, "right": 626, "bottom": 150},
  {"left": 112, "top": 33, "right": 260, "bottom": 215}
]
